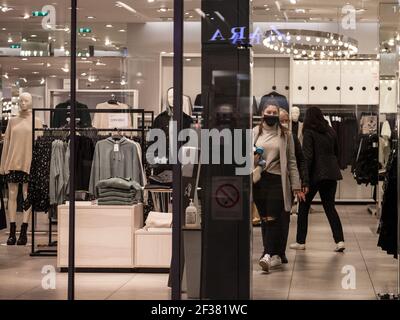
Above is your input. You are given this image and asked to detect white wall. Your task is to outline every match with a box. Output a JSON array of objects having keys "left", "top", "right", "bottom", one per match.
[{"left": 127, "top": 21, "right": 379, "bottom": 114}]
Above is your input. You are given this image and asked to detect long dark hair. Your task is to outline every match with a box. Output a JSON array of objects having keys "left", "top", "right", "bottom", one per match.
[
  {"left": 303, "top": 106, "right": 329, "bottom": 134},
  {"left": 257, "top": 100, "right": 288, "bottom": 139}
]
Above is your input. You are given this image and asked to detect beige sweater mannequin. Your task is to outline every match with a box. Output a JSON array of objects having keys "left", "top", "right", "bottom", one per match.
[{"left": 0, "top": 93, "right": 42, "bottom": 246}]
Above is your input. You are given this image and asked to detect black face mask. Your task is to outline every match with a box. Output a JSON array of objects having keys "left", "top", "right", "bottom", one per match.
[{"left": 263, "top": 115, "right": 279, "bottom": 127}]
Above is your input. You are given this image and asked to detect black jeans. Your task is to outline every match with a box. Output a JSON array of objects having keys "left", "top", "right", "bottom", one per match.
[
  {"left": 254, "top": 172, "right": 286, "bottom": 257},
  {"left": 296, "top": 180, "right": 344, "bottom": 244}
]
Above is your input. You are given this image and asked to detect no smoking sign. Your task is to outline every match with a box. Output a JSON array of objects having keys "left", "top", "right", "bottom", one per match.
[{"left": 211, "top": 177, "right": 243, "bottom": 220}]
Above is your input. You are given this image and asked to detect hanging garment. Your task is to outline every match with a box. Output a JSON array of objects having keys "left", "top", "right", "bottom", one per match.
[
  {"left": 92, "top": 102, "right": 132, "bottom": 135},
  {"left": 88, "top": 137, "right": 144, "bottom": 197},
  {"left": 0, "top": 142, "right": 5, "bottom": 230},
  {"left": 291, "top": 121, "right": 304, "bottom": 144},
  {"left": 378, "top": 147, "right": 398, "bottom": 259},
  {"left": 352, "top": 134, "right": 379, "bottom": 186},
  {"left": 52, "top": 100, "right": 92, "bottom": 128},
  {"left": 193, "top": 94, "right": 203, "bottom": 115},
  {"left": 49, "top": 140, "right": 68, "bottom": 205},
  {"left": 28, "top": 137, "right": 53, "bottom": 212},
  {"left": 259, "top": 91, "right": 289, "bottom": 112}
]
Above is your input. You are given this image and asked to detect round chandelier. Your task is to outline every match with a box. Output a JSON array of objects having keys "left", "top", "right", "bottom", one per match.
[{"left": 263, "top": 29, "right": 359, "bottom": 59}]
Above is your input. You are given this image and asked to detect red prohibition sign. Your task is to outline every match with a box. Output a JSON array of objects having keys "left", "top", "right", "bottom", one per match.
[{"left": 216, "top": 184, "right": 240, "bottom": 209}]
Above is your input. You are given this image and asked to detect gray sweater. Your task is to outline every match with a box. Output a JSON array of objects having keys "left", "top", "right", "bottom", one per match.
[{"left": 89, "top": 138, "right": 143, "bottom": 196}]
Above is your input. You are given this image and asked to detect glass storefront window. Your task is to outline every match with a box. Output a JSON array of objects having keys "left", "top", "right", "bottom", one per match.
[{"left": 0, "top": 0, "right": 398, "bottom": 301}]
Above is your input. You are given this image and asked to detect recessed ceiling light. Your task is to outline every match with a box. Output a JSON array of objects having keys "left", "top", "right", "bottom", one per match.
[
  {"left": 32, "top": 71, "right": 39, "bottom": 74},
  {"left": 31, "top": 34, "right": 37, "bottom": 38},
  {"left": 81, "top": 72, "right": 87, "bottom": 76},
  {"left": 2, "top": 28, "right": 6, "bottom": 31},
  {"left": 290, "top": 0, "right": 297, "bottom": 4},
  {"left": 13, "top": 67, "right": 19, "bottom": 70},
  {"left": 50, "top": 75, "right": 57, "bottom": 78},
  {"left": 22, "top": 58, "right": 28, "bottom": 61},
  {"left": 118, "top": 29, "right": 126, "bottom": 32},
  {"left": 147, "top": 0, "right": 155, "bottom": 3},
  {"left": 185, "top": 58, "right": 192, "bottom": 61},
  {"left": 87, "top": 16, "right": 95, "bottom": 19},
  {"left": 23, "top": 13, "right": 30, "bottom": 19},
  {"left": 106, "top": 24, "right": 113, "bottom": 28},
  {"left": 7, "top": 37, "right": 12, "bottom": 43}
]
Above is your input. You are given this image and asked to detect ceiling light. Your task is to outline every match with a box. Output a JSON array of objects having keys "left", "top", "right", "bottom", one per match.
[
  {"left": 147, "top": 0, "right": 155, "bottom": 2},
  {"left": 185, "top": 58, "right": 191, "bottom": 61},
  {"left": 306, "top": 36, "right": 311, "bottom": 42},
  {"left": 32, "top": 71, "right": 39, "bottom": 74},
  {"left": 115, "top": 1, "right": 137, "bottom": 13},
  {"left": 118, "top": 29, "right": 126, "bottom": 32},
  {"left": 81, "top": 72, "right": 87, "bottom": 76},
  {"left": 92, "top": 37, "right": 97, "bottom": 42},
  {"left": 1, "top": 6, "right": 13, "bottom": 13},
  {"left": 106, "top": 24, "right": 113, "bottom": 28},
  {"left": 290, "top": 0, "right": 297, "bottom": 4},
  {"left": 7, "top": 37, "right": 12, "bottom": 43},
  {"left": 295, "top": 8, "right": 305, "bottom": 13},
  {"left": 87, "top": 16, "right": 95, "bottom": 19},
  {"left": 23, "top": 13, "right": 30, "bottom": 19},
  {"left": 40, "top": 78, "right": 45, "bottom": 85},
  {"left": 120, "top": 79, "right": 127, "bottom": 85},
  {"left": 96, "top": 60, "right": 106, "bottom": 66},
  {"left": 13, "top": 67, "right": 19, "bottom": 70},
  {"left": 46, "top": 63, "right": 51, "bottom": 67},
  {"left": 22, "top": 58, "right": 28, "bottom": 61},
  {"left": 3, "top": 73, "right": 9, "bottom": 79},
  {"left": 105, "top": 38, "right": 111, "bottom": 46},
  {"left": 62, "top": 65, "right": 69, "bottom": 73},
  {"left": 31, "top": 34, "right": 37, "bottom": 38},
  {"left": 22, "top": 78, "right": 27, "bottom": 83},
  {"left": 296, "top": 36, "right": 301, "bottom": 41}
]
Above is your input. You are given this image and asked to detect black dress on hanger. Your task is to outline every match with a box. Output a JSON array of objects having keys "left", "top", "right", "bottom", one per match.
[{"left": 52, "top": 100, "right": 92, "bottom": 128}]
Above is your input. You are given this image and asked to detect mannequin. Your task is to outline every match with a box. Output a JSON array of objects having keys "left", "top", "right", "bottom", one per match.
[
  {"left": 167, "top": 87, "right": 192, "bottom": 115},
  {"left": 291, "top": 106, "right": 303, "bottom": 144},
  {"left": 0, "top": 92, "right": 43, "bottom": 245}
]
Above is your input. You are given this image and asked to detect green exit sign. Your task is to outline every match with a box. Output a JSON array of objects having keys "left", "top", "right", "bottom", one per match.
[
  {"left": 79, "top": 28, "right": 92, "bottom": 33},
  {"left": 32, "top": 11, "right": 49, "bottom": 17},
  {"left": 10, "top": 44, "right": 21, "bottom": 49}
]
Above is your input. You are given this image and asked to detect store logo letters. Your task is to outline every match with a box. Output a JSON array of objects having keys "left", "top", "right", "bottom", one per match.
[
  {"left": 341, "top": 265, "right": 356, "bottom": 290},
  {"left": 41, "top": 5, "right": 57, "bottom": 30},
  {"left": 210, "top": 5, "right": 357, "bottom": 45}
]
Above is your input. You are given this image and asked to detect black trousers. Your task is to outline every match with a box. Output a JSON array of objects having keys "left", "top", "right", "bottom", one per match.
[
  {"left": 296, "top": 180, "right": 344, "bottom": 244},
  {"left": 254, "top": 172, "right": 286, "bottom": 257}
]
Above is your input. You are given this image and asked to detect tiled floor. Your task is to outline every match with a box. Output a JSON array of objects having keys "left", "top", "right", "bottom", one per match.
[
  {"left": 0, "top": 205, "right": 397, "bottom": 300},
  {"left": 252, "top": 205, "right": 398, "bottom": 300}
]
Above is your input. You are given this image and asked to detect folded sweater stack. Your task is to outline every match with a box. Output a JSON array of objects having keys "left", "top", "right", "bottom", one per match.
[{"left": 96, "top": 177, "right": 142, "bottom": 205}]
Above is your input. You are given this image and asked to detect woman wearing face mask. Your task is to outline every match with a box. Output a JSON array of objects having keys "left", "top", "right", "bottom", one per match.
[
  {"left": 253, "top": 102, "right": 303, "bottom": 273},
  {"left": 290, "top": 107, "right": 345, "bottom": 252}
]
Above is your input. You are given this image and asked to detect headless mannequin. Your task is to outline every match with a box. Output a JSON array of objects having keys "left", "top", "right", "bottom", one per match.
[{"left": 0, "top": 93, "right": 37, "bottom": 245}]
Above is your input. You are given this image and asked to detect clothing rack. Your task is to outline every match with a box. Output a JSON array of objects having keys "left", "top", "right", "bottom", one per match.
[{"left": 29, "top": 107, "right": 148, "bottom": 257}]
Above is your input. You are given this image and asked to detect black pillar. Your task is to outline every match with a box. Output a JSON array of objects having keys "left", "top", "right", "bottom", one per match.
[{"left": 201, "top": 0, "right": 252, "bottom": 299}]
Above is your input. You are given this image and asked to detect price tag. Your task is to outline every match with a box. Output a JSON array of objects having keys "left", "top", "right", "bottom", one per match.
[
  {"left": 108, "top": 114, "right": 128, "bottom": 129},
  {"left": 114, "top": 143, "right": 119, "bottom": 152}
]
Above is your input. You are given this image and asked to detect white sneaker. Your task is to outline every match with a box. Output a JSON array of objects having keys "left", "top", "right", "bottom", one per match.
[
  {"left": 334, "top": 241, "right": 345, "bottom": 252},
  {"left": 259, "top": 254, "right": 271, "bottom": 273},
  {"left": 270, "top": 255, "right": 282, "bottom": 268},
  {"left": 289, "top": 243, "right": 306, "bottom": 250}
]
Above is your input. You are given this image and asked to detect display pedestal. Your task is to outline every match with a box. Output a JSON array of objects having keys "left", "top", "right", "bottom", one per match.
[{"left": 57, "top": 202, "right": 143, "bottom": 270}]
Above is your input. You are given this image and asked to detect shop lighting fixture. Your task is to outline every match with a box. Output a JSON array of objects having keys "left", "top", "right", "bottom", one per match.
[
  {"left": 40, "top": 78, "right": 45, "bottom": 85},
  {"left": 87, "top": 16, "right": 95, "bottom": 19},
  {"left": 158, "top": 7, "right": 168, "bottom": 13},
  {"left": 96, "top": 60, "right": 106, "bottom": 66},
  {"left": 23, "top": 13, "right": 30, "bottom": 19},
  {"left": 31, "top": 34, "right": 37, "bottom": 38},
  {"left": 119, "top": 29, "right": 126, "bottom": 32},
  {"left": 7, "top": 37, "right": 12, "bottom": 43},
  {"left": 47, "top": 63, "right": 51, "bottom": 67},
  {"left": 106, "top": 24, "right": 113, "bottom": 28},
  {"left": 0, "top": 6, "right": 14, "bottom": 13},
  {"left": 3, "top": 73, "right": 9, "bottom": 79},
  {"left": 32, "top": 71, "right": 39, "bottom": 74},
  {"left": 81, "top": 72, "right": 87, "bottom": 76},
  {"left": 295, "top": 9, "right": 305, "bottom": 13},
  {"left": 147, "top": 0, "right": 155, "bottom": 2},
  {"left": 13, "top": 67, "right": 19, "bottom": 70},
  {"left": 275, "top": 1, "right": 281, "bottom": 11},
  {"left": 120, "top": 79, "right": 127, "bottom": 85},
  {"left": 115, "top": 1, "right": 137, "bottom": 13},
  {"left": 22, "top": 78, "right": 27, "bottom": 83},
  {"left": 62, "top": 65, "right": 69, "bottom": 73},
  {"left": 290, "top": 0, "right": 297, "bottom": 4}
]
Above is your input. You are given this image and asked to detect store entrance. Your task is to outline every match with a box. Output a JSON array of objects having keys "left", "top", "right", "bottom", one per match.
[{"left": 250, "top": 1, "right": 399, "bottom": 300}]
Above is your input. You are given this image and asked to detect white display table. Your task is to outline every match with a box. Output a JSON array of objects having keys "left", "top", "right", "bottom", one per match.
[{"left": 57, "top": 202, "right": 143, "bottom": 269}]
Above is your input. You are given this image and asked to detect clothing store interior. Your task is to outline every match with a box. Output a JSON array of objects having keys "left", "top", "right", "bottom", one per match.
[{"left": 0, "top": 0, "right": 399, "bottom": 300}]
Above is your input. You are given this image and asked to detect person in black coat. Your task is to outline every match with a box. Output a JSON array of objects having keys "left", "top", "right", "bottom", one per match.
[{"left": 290, "top": 107, "right": 345, "bottom": 252}]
